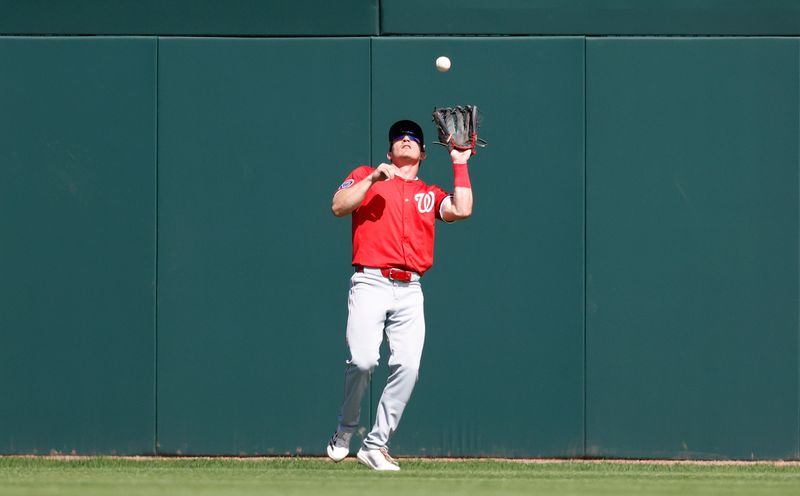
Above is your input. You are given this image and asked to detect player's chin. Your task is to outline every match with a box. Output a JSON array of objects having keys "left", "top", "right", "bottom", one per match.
[{"left": 401, "top": 151, "right": 422, "bottom": 160}]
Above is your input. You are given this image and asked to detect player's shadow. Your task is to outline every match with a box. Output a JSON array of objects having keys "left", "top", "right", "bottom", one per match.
[{"left": 354, "top": 195, "right": 385, "bottom": 225}]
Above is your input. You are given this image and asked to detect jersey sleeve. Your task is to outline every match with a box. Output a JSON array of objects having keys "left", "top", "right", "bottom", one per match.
[
  {"left": 336, "top": 166, "right": 374, "bottom": 193},
  {"left": 431, "top": 184, "right": 453, "bottom": 222}
]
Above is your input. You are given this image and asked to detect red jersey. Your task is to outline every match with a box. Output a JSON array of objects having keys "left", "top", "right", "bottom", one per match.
[{"left": 337, "top": 166, "right": 451, "bottom": 275}]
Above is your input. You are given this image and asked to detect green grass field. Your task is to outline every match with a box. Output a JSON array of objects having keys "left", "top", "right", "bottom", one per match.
[{"left": 1, "top": 457, "right": 799, "bottom": 496}]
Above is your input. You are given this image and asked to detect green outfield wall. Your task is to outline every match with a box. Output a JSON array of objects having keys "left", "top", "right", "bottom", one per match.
[{"left": 1, "top": 1, "right": 798, "bottom": 460}]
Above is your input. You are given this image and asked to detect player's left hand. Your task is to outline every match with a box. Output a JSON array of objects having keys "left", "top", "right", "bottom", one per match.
[{"left": 450, "top": 148, "right": 472, "bottom": 163}]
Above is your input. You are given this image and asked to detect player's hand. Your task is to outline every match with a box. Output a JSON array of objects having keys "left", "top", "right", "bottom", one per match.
[
  {"left": 450, "top": 149, "right": 472, "bottom": 163},
  {"left": 371, "top": 163, "right": 398, "bottom": 182}
]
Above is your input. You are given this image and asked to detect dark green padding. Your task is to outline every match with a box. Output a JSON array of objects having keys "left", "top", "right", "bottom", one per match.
[
  {"left": 585, "top": 38, "right": 799, "bottom": 459},
  {"left": 0, "top": 0, "right": 378, "bottom": 35},
  {"left": 382, "top": 0, "right": 800, "bottom": 35},
  {"left": 369, "top": 37, "right": 585, "bottom": 457},
  {"left": 0, "top": 37, "right": 157, "bottom": 454},
  {"left": 156, "top": 38, "right": 370, "bottom": 455}
]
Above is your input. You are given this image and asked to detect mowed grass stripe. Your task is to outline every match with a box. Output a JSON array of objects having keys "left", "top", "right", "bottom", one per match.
[{"left": 1, "top": 457, "right": 799, "bottom": 496}]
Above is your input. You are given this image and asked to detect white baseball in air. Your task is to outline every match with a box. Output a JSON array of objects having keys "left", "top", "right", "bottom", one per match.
[{"left": 435, "top": 56, "right": 451, "bottom": 73}]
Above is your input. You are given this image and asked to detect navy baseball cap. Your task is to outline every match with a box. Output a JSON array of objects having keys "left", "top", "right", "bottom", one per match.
[{"left": 388, "top": 120, "right": 425, "bottom": 151}]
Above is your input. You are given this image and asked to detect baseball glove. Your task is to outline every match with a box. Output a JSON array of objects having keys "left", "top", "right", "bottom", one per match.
[{"left": 431, "top": 105, "right": 486, "bottom": 153}]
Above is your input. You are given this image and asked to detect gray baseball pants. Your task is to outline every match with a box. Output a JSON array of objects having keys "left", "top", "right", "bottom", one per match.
[{"left": 336, "top": 270, "right": 425, "bottom": 450}]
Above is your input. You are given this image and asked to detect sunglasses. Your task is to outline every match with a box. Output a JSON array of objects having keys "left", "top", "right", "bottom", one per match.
[{"left": 391, "top": 132, "right": 421, "bottom": 144}]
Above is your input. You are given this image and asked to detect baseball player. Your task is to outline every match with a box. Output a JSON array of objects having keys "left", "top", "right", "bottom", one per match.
[{"left": 326, "top": 119, "right": 474, "bottom": 471}]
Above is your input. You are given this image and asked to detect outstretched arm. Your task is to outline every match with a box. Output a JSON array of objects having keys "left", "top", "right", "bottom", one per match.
[{"left": 440, "top": 149, "right": 473, "bottom": 222}]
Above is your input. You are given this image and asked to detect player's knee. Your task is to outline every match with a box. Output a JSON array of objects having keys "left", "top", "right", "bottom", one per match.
[{"left": 348, "top": 356, "right": 378, "bottom": 374}]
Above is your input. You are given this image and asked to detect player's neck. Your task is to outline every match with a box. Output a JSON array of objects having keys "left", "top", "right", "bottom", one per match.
[{"left": 391, "top": 161, "right": 420, "bottom": 180}]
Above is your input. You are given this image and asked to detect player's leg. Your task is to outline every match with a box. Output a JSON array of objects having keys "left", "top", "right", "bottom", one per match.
[
  {"left": 362, "top": 281, "right": 425, "bottom": 452},
  {"left": 339, "top": 272, "right": 390, "bottom": 428},
  {"left": 328, "top": 272, "right": 390, "bottom": 461}
]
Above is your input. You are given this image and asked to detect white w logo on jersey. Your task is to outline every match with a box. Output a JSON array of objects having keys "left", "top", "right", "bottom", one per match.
[{"left": 415, "top": 192, "right": 435, "bottom": 214}]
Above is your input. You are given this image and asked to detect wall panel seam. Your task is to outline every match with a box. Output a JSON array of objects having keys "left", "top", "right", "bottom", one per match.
[
  {"left": 154, "top": 35, "right": 160, "bottom": 456},
  {"left": 582, "top": 35, "right": 588, "bottom": 458},
  {"left": 378, "top": 0, "right": 382, "bottom": 36}
]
